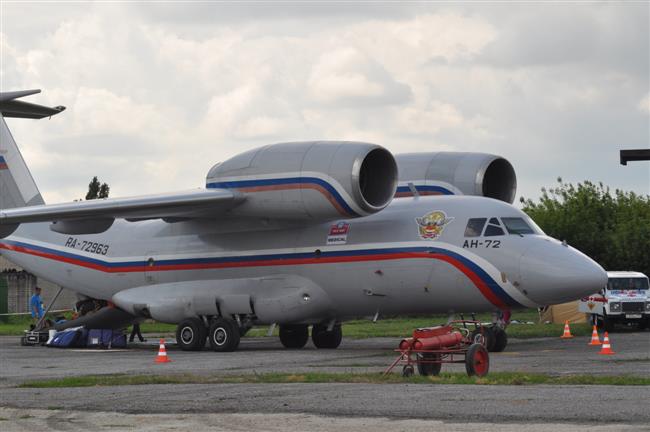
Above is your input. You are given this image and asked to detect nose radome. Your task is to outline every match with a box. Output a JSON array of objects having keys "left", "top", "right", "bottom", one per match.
[{"left": 519, "top": 239, "right": 607, "bottom": 305}]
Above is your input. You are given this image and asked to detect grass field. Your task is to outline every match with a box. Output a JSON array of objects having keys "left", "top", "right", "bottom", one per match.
[
  {"left": 0, "top": 309, "right": 593, "bottom": 339},
  {"left": 18, "top": 371, "right": 650, "bottom": 388}
]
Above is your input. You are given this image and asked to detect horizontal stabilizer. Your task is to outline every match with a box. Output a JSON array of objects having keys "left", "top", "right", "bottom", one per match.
[{"left": 0, "top": 89, "right": 66, "bottom": 119}]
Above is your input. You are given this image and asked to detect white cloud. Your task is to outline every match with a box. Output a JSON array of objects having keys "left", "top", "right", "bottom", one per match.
[
  {"left": 639, "top": 93, "right": 650, "bottom": 115},
  {"left": 1, "top": 3, "right": 648, "bottom": 204}
]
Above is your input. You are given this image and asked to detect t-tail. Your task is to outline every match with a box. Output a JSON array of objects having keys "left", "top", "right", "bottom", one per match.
[{"left": 0, "top": 89, "right": 65, "bottom": 236}]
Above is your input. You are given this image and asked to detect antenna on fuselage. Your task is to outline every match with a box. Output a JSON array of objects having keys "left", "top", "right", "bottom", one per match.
[{"left": 407, "top": 182, "right": 419, "bottom": 199}]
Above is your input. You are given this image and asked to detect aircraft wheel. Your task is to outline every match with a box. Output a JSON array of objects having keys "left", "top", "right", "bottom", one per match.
[
  {"left": 491, "top": 327, "right": 508, "bottom": 352},
  {"left": 279, "top": 325, "right": 309, "bottom": 349},
  {"left": 176, "top": 318, "right": 207, "bottom": 351},
  {"left": 471, "top": 327, "right": 496, "bottom": 352},
  {"left": 416, "top": 353, "right": 442, "bottom": 376},
  {"left": 465, "top": 343, "right": 489, "bottom": 377},
  {"left": 402, "top": 364, "right": 414, "bottom": 378},
  {"left": 312, "top": 324, "right": 342, "bottom": 349},
  {"left": 208, "top": 318, "right": 240, "bottom": 352}
]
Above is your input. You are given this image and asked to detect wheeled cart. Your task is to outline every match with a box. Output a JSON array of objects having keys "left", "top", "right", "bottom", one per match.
[{"left": 384, "top": 320, "right": 490, "bottom": 377}]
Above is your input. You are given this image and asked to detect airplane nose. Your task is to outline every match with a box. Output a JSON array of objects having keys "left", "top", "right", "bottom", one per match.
[{"left": 519, "top": 239, "right": 607, "bottom": 305}]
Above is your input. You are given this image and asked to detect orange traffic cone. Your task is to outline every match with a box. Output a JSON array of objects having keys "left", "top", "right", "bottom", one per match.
[
  {"left": 598, "top": 332, "right": 615, "bottom": 355},
  {"left": 560, "top": 320, "right": 574, "bottom": 339},
  {"left": 155, "top": 339, "right": 172, "bottom": 363},
  {"left": 588, "top": 326, "right": 602, "bottom": 346}
]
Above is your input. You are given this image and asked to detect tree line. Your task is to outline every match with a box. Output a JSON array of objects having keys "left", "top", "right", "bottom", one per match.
[{"left": 521, "top": 178, "right": 650, "bottom": 277}]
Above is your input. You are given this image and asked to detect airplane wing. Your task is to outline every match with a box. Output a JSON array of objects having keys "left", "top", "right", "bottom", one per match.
[{"left": 0, "top": 189, "right": 244, "bottom": 235}]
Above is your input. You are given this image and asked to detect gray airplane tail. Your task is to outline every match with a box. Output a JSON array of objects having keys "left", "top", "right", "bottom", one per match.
[{"left": 0, "top": 89, "right": 65, "bottom": 210}]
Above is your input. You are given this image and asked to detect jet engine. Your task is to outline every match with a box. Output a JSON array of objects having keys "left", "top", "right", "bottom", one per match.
[
  {"left": 395, "top": 152, "right": 517, "bottom": 204},
  {"left": 206, "top": 141, "right": 398, "bottom": 220}
]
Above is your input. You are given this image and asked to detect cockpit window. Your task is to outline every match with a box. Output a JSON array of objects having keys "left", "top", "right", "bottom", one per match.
[
  {"left": 501, "top": 217, "right": 536, "bottom": 235},
  {"left": 465, "top": 218, "right": 487, "bottom": 237},
  {"left": 484, "top": 224, "right": 504, "bottom": 236}
]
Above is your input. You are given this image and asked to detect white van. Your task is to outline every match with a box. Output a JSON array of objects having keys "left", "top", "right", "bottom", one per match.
[{"left": 578, "top": 271, "right": 650, "bottom": 331}]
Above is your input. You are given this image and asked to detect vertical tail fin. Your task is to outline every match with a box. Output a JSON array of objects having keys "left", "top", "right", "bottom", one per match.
[{"left": 0, "top": 89, "right": 65, "bottom": 210}]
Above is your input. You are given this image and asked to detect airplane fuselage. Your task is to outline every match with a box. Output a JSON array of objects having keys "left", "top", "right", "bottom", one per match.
[{"left": 0, "top": 195, "right": 603, "bottom": 323}]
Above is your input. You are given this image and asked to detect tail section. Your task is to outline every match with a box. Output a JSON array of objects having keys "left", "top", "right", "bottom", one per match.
[{"left": 0, "top": 89, "right": 65, "bottom": 210}]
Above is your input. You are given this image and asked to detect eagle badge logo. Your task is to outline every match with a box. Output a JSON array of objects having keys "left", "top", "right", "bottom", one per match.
[{"left": 415, "top": 211, "right": 454, "bottom": 240}]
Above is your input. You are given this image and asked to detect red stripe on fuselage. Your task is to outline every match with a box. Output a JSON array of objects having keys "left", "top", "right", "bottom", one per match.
[{"left": 0, "top": 243, "right": 508, "bottom": 308}]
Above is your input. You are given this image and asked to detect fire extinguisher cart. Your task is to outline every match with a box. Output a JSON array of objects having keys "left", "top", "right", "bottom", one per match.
[{"left": 384, "top": 320, "right": 490, "bottom": 377}]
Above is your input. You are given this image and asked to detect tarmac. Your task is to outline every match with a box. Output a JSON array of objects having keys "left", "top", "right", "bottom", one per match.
[{"left": 1, "top": 329, "right": 649, "bottom": 431}]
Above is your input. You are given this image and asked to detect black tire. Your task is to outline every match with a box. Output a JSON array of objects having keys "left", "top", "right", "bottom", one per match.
[
  {"left": 416, "top": 353, "right": 442, "bottom": 376},
  {"left": 208, "top": 318, "right": 240, "bottom": 352},
  {"left": 279, "top": 325, "right": 309, "bottom": 349},
  {"left": 312, "top": 324, "right": 343, "bottom": 349},
  {"left": 491, "top": 327, "right": 508, "bottom": 352},
  {"left": 638, "top": 319, "right": 649, "bottom": 331},
  {"left": 176, "top": 317, "right": 207, "bottom": 351},
  {"left": 471, "top": 327, "right": 496, "bottom": 352},
  {"left": 465, "top": 343, "right": 490, "bottom": 377},
  {"left": 402, "top": 364, "right": 414, "bottom": 377}
]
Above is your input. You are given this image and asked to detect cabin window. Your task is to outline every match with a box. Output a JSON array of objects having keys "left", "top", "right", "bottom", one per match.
[
  {"left": 501, "top": 217, "right": 536, "bottom": 235},
  {"left": 464, "top": 218, "right": 487, "bottom": 237}
]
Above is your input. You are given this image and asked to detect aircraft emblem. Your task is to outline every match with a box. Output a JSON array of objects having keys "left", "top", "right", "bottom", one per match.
[
  {"left": 327, "top": 221, "right": 351, "bottom": 245},
  {"left": 415, "top": 211, "right": 454, "bottom": 240}
]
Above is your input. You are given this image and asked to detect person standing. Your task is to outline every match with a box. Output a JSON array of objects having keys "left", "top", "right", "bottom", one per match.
[
  {"left": 129, "top": 322, "right": 146, "bottom": 343},
  {"left": 30, "top": 286, "right": 44, "bottom": 324}
]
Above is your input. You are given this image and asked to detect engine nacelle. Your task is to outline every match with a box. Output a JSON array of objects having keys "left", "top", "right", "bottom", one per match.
[
  {"left": 394, "top": 152, "right": 517, "bottom": 204},
  {"left": 206, "top": 141, "right": 398, "bottom": 220}
]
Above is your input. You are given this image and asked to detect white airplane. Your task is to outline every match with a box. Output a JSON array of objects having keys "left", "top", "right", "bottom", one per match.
[{"left": 0, "top": 90, "right": 606, "bottom": 353}]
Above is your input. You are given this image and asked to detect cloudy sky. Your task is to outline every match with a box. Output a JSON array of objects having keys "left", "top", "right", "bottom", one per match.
[{"left": 1, "top": 2, "right": 648, "bottom": 204}]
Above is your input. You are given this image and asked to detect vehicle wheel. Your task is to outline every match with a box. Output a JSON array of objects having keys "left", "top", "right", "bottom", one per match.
[
  {"left": 279, "top": 325, "right": 309, "bottom": 349},
  {"left": 20, "top": 336, "right": 27, "bottom": 346},
  {"left": 471, "top": 327, "right": 496, "bottom": 352},
  {"left": 638, "top": 319, "right": 649, "bottom": 331},
  {"left": 312, "top": 324, "right": 343, "bottom": 349},
  {"left": 465, "top": 343, "right": 489, "bottom": 377},
  {"left": 208, "top": 318, "right": 240, "bottom": 352},
  {"left": 491, "top": 327, "right": 508, "bottom": 352},
  {"left": 416, "top": 353, "right": 442, "bottom": 376},
  {"left": 402, "top": 364, "right": 414, "bottom": 377},
  {"left": 176, "top": 317, "right": 207, "bottom": 351}
]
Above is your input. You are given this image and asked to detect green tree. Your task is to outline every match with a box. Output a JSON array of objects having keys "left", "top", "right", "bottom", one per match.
[
  {"left": 85, "top": 176, "right": 110, "bottom": 200},
  {"left": 520, "top": 178, "right": 650, "bottom": 276}
]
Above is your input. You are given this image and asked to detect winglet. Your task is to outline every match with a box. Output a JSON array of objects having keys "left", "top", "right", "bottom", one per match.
[{"left": 0, "top": 89, "right": 66, "bottom": 119}]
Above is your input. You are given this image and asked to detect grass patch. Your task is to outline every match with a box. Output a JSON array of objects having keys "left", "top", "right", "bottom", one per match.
[
  {"left": 18, "top": 371, "right": 650, "bottom": 388},
  {"left": 0, "top": 309, "right": 593, "bottom": 339}
]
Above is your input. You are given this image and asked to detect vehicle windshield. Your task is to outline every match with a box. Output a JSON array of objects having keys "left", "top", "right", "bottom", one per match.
[
  {"left": 607, "top": 278, "right": 649, "bottom": 291},
  {"left": 501, "top": 217, "right": 536, "bottom": 235}
]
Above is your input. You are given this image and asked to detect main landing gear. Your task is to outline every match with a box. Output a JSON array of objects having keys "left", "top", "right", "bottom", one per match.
[
  {"left": 279, "top": 323, "right": 343, "bottom": 349},
  {"left": 176, "top": 316, "right": 241, "bottom": 352}
]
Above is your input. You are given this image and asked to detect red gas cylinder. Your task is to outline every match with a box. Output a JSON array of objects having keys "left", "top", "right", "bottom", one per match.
[
  {"left": 413, "top": 332, "right": 463, "bottom": 350},
  {"left": 399, "top": 337, "right": 414, "bottom": 350}
]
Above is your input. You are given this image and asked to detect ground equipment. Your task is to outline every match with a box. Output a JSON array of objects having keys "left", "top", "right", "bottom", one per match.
[{"left": 384, "top": 320, "right": 490, "bottom": 377}]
